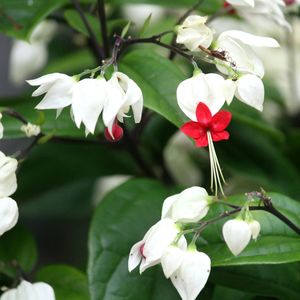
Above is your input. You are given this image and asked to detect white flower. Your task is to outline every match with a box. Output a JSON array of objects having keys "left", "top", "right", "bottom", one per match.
[
  {"left": 177, "top": 72, "right": 227, "bottom": 120},
  {"left": 27, "top": 73, "right": 76, "bottom": 110},
  {"left": 0, "top": 197, "right": 18, "bottom": 236},
  {"left": 161, "top": 186, "right": 211, "bottom": 223},
  {"left": 248, "top": 220, "right": 261, "bottom": 240},
  {"left": 20, "top": 123, "right": 41, "bottom": 137},
  {"left": 0, "top": 151, "right": 18, "bottom": 198},
  {"left": 103, "top": 72, "right": 143, "bottom": 134},
  {"left": 225, "top": 74, "right": 264, "bottom": 111},
  {"left": 128, "top": 218, "right": 185, "bottom": 274},
  {"left": 214, "top": 30, "right": 279, "bottom": 78},
  {"left": 222, "top": 219, "right": 252, "bottom": 256},
  {"left": 176, "top": 15, "right": 214, "bottom": 51},
  {"left": 162, "top": 247, "right": 211, "bottom": 300},
  {"left": 0, "top": 280, "right": 55, "bottom": 300},
  {"left": 9, "top": 21, "right": 57, "bottom": 85},
  {"left": 72, "top": 77, "right": 108, "bottom": 134},
  {"left": 227, "top": 0, "right": 291, "bottom": 30},
  {"left": 0, "top": 113, "right": 3, "bottom": 139}
]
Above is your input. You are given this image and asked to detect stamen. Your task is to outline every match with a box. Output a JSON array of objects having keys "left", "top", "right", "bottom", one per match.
[{"left": 207, "top": 131, "right": 226, "bottom": 196}]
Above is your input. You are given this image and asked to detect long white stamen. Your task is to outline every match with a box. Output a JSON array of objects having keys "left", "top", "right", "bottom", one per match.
[{"left": 207, "top": 131, "right": 226, "bottom": 196}]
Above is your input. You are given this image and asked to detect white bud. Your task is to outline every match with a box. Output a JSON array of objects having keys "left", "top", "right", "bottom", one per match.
[
  {"left": 0, "top": 151, "right": 18, "bottom": 198},
  {"left": 0, "top": 280, "right": 55, "bottom": 300},
  {"left": 20, "top": 123, "right": 41, "bottom": 137},
  {"left": 222, "top": 219, "right": 252, "bottom": 256},
  {"left": 0, "top": 197, "right": 18, "bottom": 236},
  {"left": 248, "top": 220, "right": 261, "bottom": 240},
  {"left": 170, "top": 248, "right": 211, "bottom": 300},
  {"left": 176, "top": 15, "right": 213, "bottom": 51},
  {"left": 161, "top": 186, "right": 211, "bottom": 223}
]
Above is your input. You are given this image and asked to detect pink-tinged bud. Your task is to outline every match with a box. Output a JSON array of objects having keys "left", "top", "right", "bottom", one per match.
[{"left": 104, "top": 123, "right": 123, "bottom": 142}]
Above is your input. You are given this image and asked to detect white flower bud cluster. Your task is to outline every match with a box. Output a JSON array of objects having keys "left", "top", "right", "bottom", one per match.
[
  {"left": 128, "top": 187, "right": 212, "bottom": 300},
  {"left": 27, "top": 71, "right": 143, "bottom": 140},
  {"left": 20, "top": 122, "right": 41, "bottom": 137},
  {"left": 0, "top": 151, "right": 19, "bottom": 237},
  {"left": 0, "top": 280, "right": 55, "bottom": 300}
]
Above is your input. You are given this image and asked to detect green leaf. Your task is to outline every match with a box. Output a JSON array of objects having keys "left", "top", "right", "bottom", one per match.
[
  {"left": 88, "top": 179, "right": 300, "bottom": 299},
  {"left": 211, "top": 263, "right": 300, "bottom": 299},
  {"left": 119, "top": 49, "right": 187, "bottom": 127},
  {"left": 0, "top": 0, "right": 68, "bottom": 40},
  {"left": 36, "top": 265, "right": 89, "bottom": 300},
  {"left": 139, "top": 13, "right": 152, "bottom": 37},
  {"left": 0, "top": 226, "right": 37, "bottom": 277},
  {"left": 64, "top": 9, "right": 127, "bottom": 43},
  {"left": 121, "top": 21, "right": 131, "bottom": 38}
]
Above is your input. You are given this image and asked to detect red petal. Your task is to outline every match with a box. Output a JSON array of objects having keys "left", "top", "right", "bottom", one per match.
[
  {"left": 181, "top": 121, "right": 205, "bottom": 139},
  {"left": 196, "top": 102, "right": 212, "bottom": 127},
  {"left": 211, "top": 111, "right": 232, "bottom": 132},
  {"left": 104, "top": 124, "right": 124, "bottom": 142},
  {"left": 195, "top": 134, "right": 208, "bottom": 147},
  {"left": 211, "top": 130, "right": 230, "bottom": 142}
]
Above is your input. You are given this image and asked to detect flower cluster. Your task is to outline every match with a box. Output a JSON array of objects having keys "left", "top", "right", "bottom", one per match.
[
  {"left": 128, "top": 186, "right": 261, "bottom": 299},
  {"left": 0, "top": 280, "right": 55, "bottom": 300},
  {"left": 0, "top": 151, "right": 18, "bottom": 237},
  {"left": 27, "top": 71, "right": 143, "bottom": 140},
  {"left": 175, "top": 14, "right": 280, "bottom": 194}
]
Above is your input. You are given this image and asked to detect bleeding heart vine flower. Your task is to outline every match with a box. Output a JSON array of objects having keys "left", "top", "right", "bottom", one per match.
[
  {"left": 128, "top": 218, "right": 186, "bottom": 274},
  {"left": 103, "top": 72, "right": 143, "bottom": 136},
  {"left": 222, "top": 219, "right": 252, "bottom": 256},
  {"left": 0, "top": 280, "right": 56, "bottom": 300},
  {"left": 181, "top": 102, "right": 231, "bottom": 195},
  {"left": 0, "top": 197, "right": 18, "bottom": 236},
  {"left": 161, "top": 246, "right": 211, "bottom": 300},
  {"left": 176, "top": 15, "right": 214, "bottom": 51},
  {"left": 161, "top": 186, "right": 212, "bottom": 223}
]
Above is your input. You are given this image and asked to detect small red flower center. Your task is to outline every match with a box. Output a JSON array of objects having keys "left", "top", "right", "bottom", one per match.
[
  {"left": 181, "top": 102, "right": 231, "bottom": 147},
  {"left": 223, "top": 2, "right": 236, "bottom": 14}
]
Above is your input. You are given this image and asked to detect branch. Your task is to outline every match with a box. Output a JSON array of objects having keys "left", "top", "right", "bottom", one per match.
[
  {"left": 71, "top": 0, "right": 104, "bottom": 63},
  {"left": 97, "top": 0, "right": 110, "bottom": 58}
]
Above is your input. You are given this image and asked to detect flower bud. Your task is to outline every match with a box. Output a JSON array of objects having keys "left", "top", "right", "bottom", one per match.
[
  {"left": 176, "top": 15, "right": 213, "bottom": 51},
  {"left": 222, "top": 219, "right": 251, "bottom": 256},
  {"left": 161, "top": 186, "right": 211, "bottom": 223},
  {"left": 0, "top": 151, "right": 18, "bottom": 198},
  {"left": 104, "top": 123, "right": 123, "bottom": 142},
  {"left": 169, "top": 248, "right": 211, "bottom": 300},
  {"left": 0, "top": 280, "right": 55, "bottom": 300},
  {"left": 0, "top": 197, "right": 18, "bottom": 236},
  {"left": 248, "top": 219, "right": 261, "bottom": 240},
  {"left": 20, "top": 123, "right": 41, "bottom": 137}
]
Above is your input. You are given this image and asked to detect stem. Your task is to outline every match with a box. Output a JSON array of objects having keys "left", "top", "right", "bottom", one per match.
[
  {"left": 71, "top": 0, "right": 104, "bottom": 63},
  {"left": 97, "top": 0, "right": 110, "bottom": 58}
]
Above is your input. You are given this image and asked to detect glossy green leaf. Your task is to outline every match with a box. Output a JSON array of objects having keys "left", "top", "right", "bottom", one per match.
[
  {"left": 36, "top": 265, "right": 89, "bottom": 300},
  {"left": 0, "top": 226, "right": 37, "bottom": 277},
  {"left": 0, "top": 0, "right": 68, "bottom": 40},
  {"left": 88, "top": 179, "right": 300, "bottom": 300}
]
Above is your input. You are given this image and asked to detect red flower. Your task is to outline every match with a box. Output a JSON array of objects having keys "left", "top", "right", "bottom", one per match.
[
  {"left": 104, "top": 123, "right": 124, "bottom": 142},
  {"left": 181, "top": 102, "right": 232, "bottom": 147}
]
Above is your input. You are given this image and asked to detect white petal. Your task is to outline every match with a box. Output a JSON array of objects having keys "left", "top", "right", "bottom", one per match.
[
  {"left": 0, "top": 197, "right": 18, "bottom": 236},
  {"left": 224, "top": 79, "right": 237, "bottom": 105},
  {"left": 220, "top": 30, "right": 280, "bottom": 48},
  {"left": 0, "top": 154, "right": 18, "bottom": 198},
  {"left": 32, "top": 282, "right": 55, "bottom": 300},
  {"left": 235, "top": 75, "right": 264, "bottom": 111},
  {"left": 128, "top": 240, "right": 144, "bottom": 272},
  {"left": 72, "top": 78, "right": 107, "bottom": 133},
  {"left": 226, "top": 0, "right": 255, "bottom": 7},
  {"left": 161, "top": 246, "right": 184, "bottom": 278},
  {"left": 27, "top": 73, "right": 68, "bottom": 86},
  {"left": 249, "top": 220, "right": 261, "bottom": 240},
  {"left": 161, "top": 194, "right": 178, "bottom": 219},
  {"left": 171, "top": 187, "right": 209, "bottom": 223},
  {"left": 35, "top": 76, "right": 75, "bottom": 110},
  {"left": 222, "top": 219, "right": 252, "bottom": 256}
]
